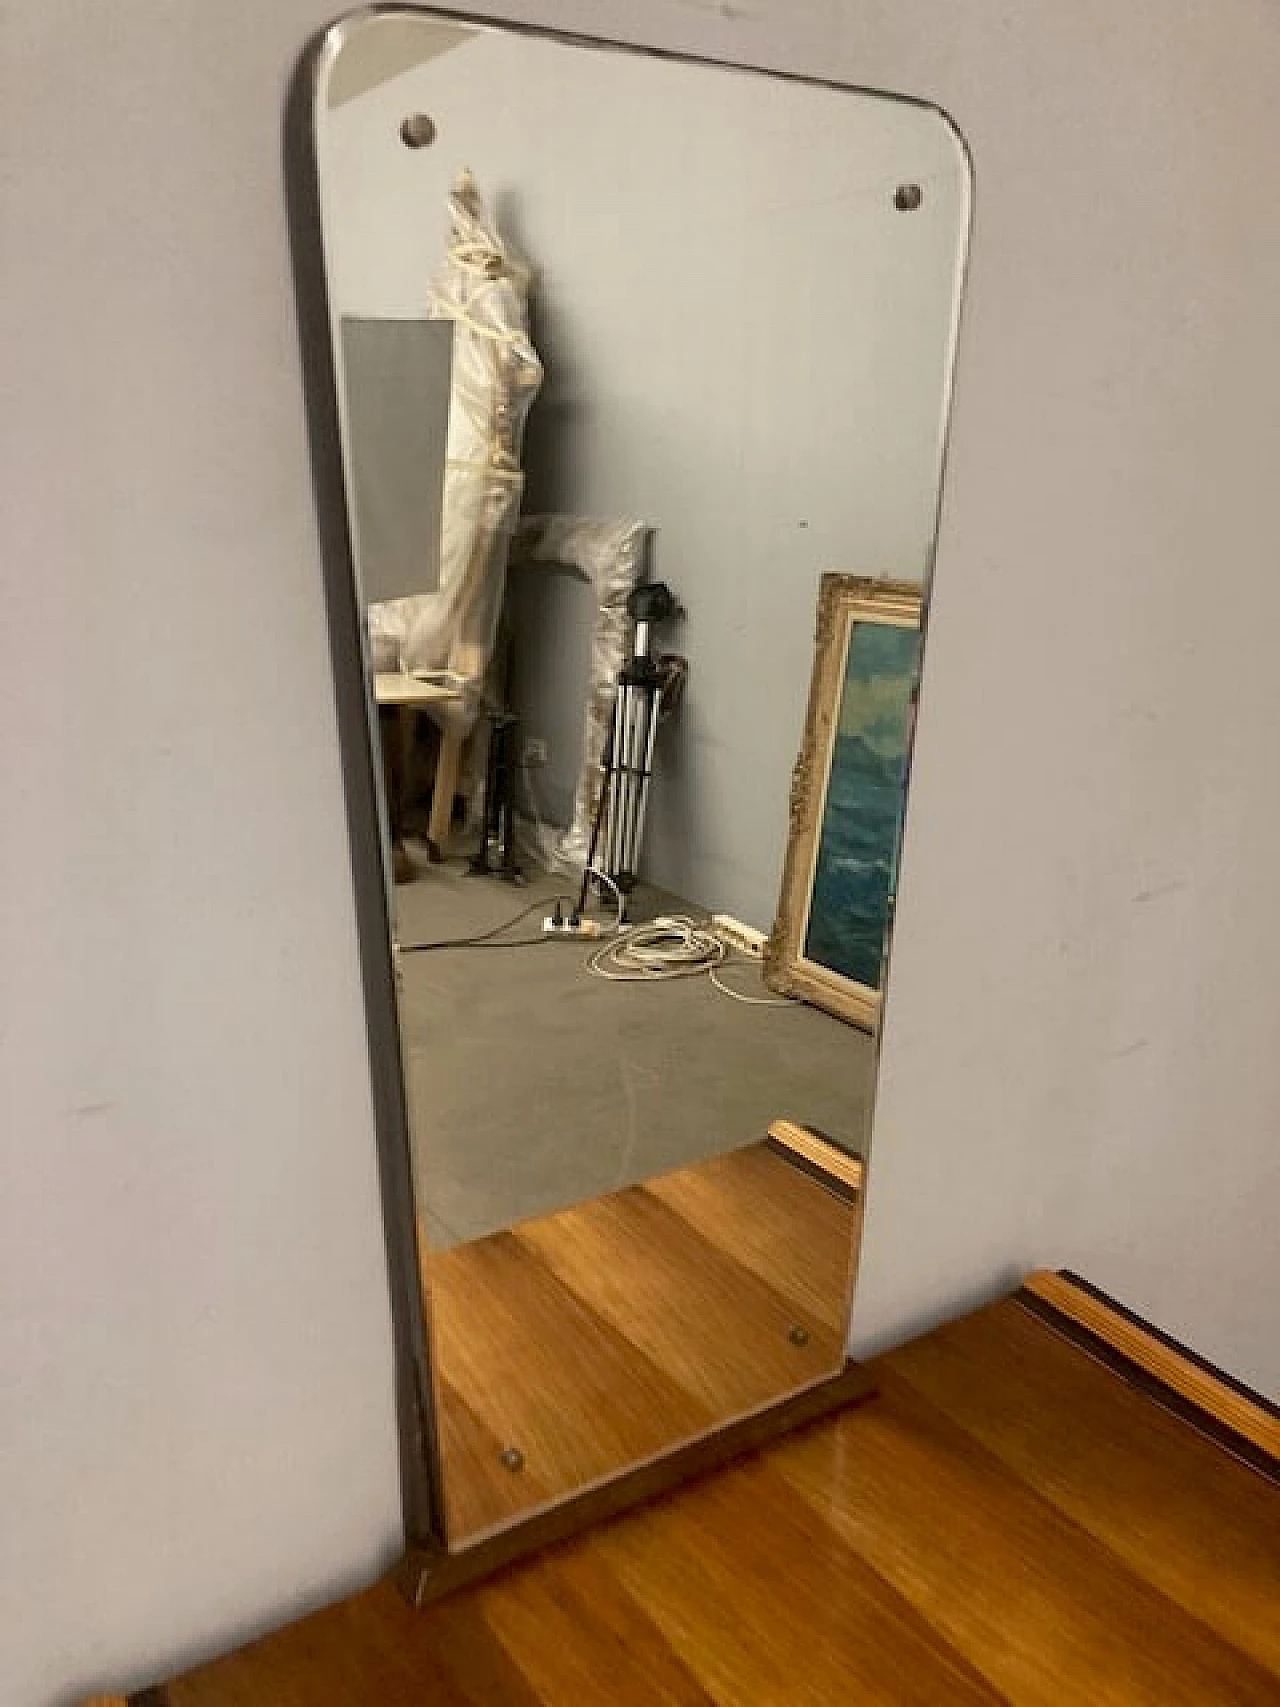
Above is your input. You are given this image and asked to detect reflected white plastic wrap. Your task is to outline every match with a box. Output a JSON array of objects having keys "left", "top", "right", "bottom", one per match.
[
  {"left": 368, "top": 170, "right": 542, "bottom": 739},
  {"left": 509, "top": 515, "right": 649, "bottom": 872}
]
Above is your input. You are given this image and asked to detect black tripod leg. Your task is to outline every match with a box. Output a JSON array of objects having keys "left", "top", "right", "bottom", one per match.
[
  {"left": 577, "top": 712, "right": 616, "bottom": 918},
  {"left": 469, "top": 715, "right": 496, "bottom": 875},
  {"left": 500, "top": 717, "right": 521, "bottom": 882}
]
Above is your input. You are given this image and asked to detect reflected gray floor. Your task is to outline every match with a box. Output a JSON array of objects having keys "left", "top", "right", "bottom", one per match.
[{"left": 394, "top": 854, "right": 876, "bottom": 1248}]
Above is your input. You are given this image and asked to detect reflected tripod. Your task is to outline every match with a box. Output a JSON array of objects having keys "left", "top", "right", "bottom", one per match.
[{"left": 576, "top": 582, "right": 681, "bottom": 921}]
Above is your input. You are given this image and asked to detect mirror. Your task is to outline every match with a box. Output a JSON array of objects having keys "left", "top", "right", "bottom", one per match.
[{"left": 298, "top": 7, "right": 969, "bottom": 1555}]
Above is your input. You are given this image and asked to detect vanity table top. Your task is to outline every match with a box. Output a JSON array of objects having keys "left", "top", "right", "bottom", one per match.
[{"left": 105, "top": 1272, "right": 1279, "bottom": 1706}]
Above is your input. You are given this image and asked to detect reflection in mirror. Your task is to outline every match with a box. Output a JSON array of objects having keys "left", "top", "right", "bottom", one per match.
[{"left": 308, "top": 9, "right": 969, "bottom": 1549}]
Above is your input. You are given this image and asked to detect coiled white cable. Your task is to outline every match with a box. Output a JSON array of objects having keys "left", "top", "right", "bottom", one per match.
[
  {"left": 586, "top": 915, "right": 725, "bottom": 983},
  {"left": 586, "top": 914, "right": 793, "bottom": 1006}
]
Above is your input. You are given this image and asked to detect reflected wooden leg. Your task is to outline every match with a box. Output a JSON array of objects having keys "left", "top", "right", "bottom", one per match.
[
  {"left": 382, "top": 707, "right": 417, "bottom": 883},
  {"left": 428, "top": 725, "right": 464, "bottom": 861}
]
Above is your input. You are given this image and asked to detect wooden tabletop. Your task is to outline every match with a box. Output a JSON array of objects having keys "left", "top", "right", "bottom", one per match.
[
  {"left": 426, "top": 1133, "right": 863, "bottom": 1545},
  {"left": 105, "top": 1274, "right": 1280, "bottom": 1705},
  {"left": 373, "top": 672, "right": 466, "bottom": 707}
]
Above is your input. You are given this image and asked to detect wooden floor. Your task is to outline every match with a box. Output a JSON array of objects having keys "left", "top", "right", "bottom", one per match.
[
  {"left": 426, "top": 1127, "right": 861, "bottom": 1542},
  {"left": 135, "top": 1277, "right": 1280, "bottom": 1706}
]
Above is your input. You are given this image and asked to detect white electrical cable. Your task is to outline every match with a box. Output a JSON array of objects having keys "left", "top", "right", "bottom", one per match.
[
  {"left": 586, "top": 913, "right": 798, "bottom": 1006},
  {"left": 583, "top": 908, "right": 790, "bottom": 1004},
  {"left": 587, "top": 915, "right": 725, "bottom": 983},
  {"left": 707, "top": 964, "right": 795, "bottom": 1007}
]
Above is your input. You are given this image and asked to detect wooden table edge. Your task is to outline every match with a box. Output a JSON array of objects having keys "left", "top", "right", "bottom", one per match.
[{"left": 1018, "top": 1268, "right": 1279, "bottom": 1478}]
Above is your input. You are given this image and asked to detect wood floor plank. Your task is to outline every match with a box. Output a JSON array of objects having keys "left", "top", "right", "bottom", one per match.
[
  {"left": 428, "top": 1138, "right": 859, "bottom": 1543},
  {"left": 141, "top": 1284, "right": 1279, "bottom": 1707},
  {"left": 883, "top": 1298, "right": 1280, "bottom": 1676},
  {"left": 476, "top": 1546, "right": 719, "bottom": 1706},
  {"left": 393, "top": 1595, "right": 550, "bottom": 1707},
  {"left": 162, "top": 1583, "right": 547, "bottom": 1707},
  {"left": 432, "top": 1377, "right": 560, "bottom": 1541},
  {"left": 773, "top": 1366, "right": 1280, "bottom": 1705},
  {"left": 512, "top": 1184, "right": 843, "bottom": 1420},
  {"left": 644, "top": 1141, "right": 855, "bottom": 1332},
  {"left": 426, "top": 1231, "right": 712, "bottom": 1540},
  {"left": 592, "top": 1454, "right": 1005, "bottom": 1707},
  {"left": 398, "top": 1364, "right": 872, "bottom": 1610}
]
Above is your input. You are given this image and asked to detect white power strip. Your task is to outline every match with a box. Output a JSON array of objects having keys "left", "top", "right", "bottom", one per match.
[
  {"left": 543, "top": 914, "right": 605, "bottom": 938},
  {"left": 711, "top": 913, "right": 769, "bottom": 958}
]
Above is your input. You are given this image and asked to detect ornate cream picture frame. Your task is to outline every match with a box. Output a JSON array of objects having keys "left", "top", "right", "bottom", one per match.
[{"left": 765, "top": 574, "right": 923, "bottom": 1032}]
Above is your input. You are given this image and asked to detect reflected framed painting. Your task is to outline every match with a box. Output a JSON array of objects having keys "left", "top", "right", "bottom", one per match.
[{"left": 765, "top": 574, "right": 923, "bottom": 1032}]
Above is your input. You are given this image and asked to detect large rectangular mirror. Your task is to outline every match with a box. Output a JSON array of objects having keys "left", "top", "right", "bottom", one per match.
[{"left": 294, "top": 5, "right": 969, "bottom": 1565}]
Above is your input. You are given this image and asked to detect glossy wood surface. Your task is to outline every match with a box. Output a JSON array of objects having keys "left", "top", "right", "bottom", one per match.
[
  {"left": 426, "top": 1135, "right": 860, "bottom": 1543},
  {"left": 399, "top": 1362, "right": 873, "bottom": 1609},
  {"left": 141, "top": 1285, "right": 1280, "bottom": 1706},
  {"left": 888, "top": 1291, "right": 1280, "bottom": 1678},
  {"left": 1023, "top": 1267, "right": 1280, "bottom": 1460},
  {"left": 643, "top": 1140, "right": 854, "bottom": 1332}
]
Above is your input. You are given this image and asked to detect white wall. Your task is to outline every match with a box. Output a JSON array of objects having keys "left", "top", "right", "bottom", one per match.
[
  {"left": 4, "top": 1, "right": 1280, "bottom": 1702},
  {"left": 322, "top": 30, "right": 966, "bottom": 929},
  {"left": 831, "top": 0, "right": 1280, "bottom": 1393},
  {"left": 0, "top": 6, "right": 405, "bottom": 1704}
]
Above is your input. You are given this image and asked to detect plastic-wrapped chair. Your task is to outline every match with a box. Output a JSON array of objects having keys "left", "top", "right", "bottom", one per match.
[{"left": 368, "top": 169, "right": 542, "bottom": 857}]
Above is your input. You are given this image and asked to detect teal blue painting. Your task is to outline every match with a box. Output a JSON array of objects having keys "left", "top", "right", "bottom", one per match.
[{"left": 802, "top": 620, "right": 920, "bottom": 990}]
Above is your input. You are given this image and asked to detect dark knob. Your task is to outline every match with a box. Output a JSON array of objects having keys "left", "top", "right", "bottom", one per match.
[{"left": 627, "top": 582, "right": 678, "bottom": 625}]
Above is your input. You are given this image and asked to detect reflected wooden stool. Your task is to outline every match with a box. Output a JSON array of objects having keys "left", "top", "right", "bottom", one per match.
[{"left": 373, "top": 673, "right": 466, "bottom": 867}]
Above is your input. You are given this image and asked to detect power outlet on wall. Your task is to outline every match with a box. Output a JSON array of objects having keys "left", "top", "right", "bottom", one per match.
[{"left": 522, "top": 736, "right": 549, "bottom": 767}]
